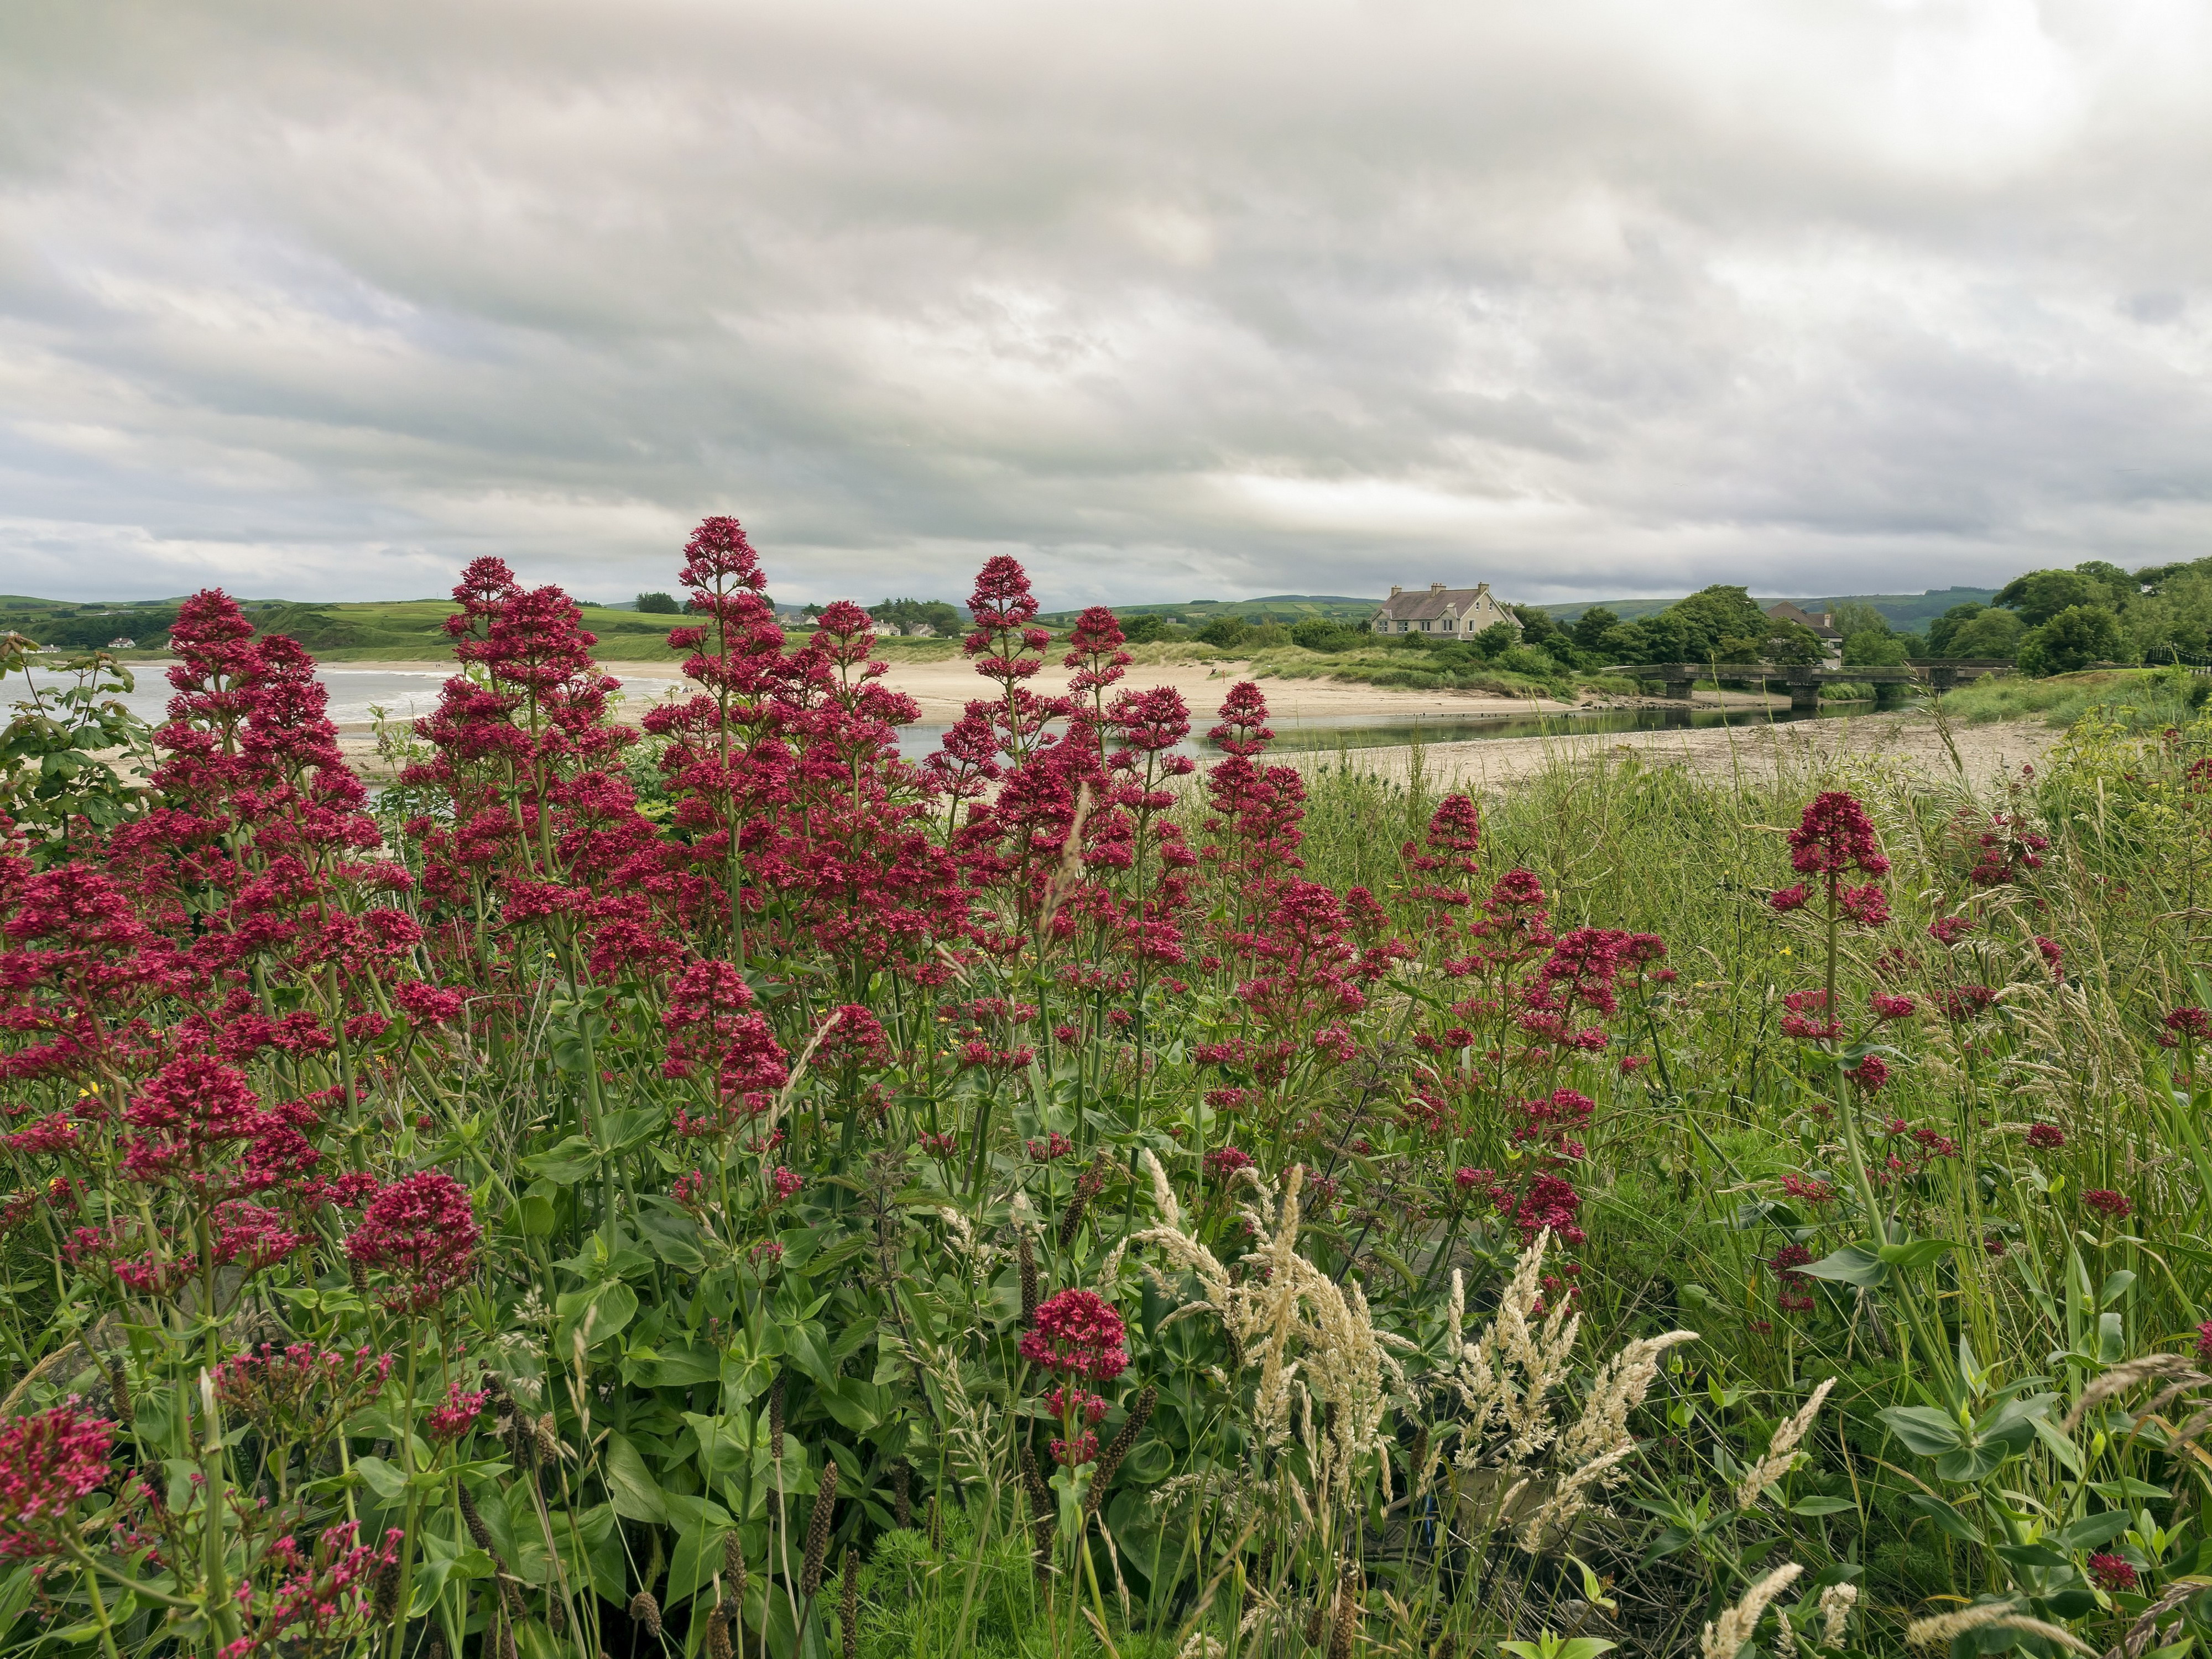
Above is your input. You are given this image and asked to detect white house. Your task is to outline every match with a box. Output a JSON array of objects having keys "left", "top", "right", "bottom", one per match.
[{"left": 1369, "top": 582, "right": 1520, "bottom": 639}]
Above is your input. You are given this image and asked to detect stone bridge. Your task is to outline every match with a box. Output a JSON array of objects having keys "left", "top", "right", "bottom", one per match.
[{"left": 1610, "top": 660, "right": 2015, "bottom": 713}]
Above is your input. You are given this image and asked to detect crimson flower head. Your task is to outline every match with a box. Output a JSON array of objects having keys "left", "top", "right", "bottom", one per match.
[
  {"left": 1844, "top": 1053, "right": 1890, "bottom": 1094},
  {"left": 1425, "top": 795, "right": 1481, "bottom": 856},
  {"left": 346, "top": 1172, "right": 481, "bottom": 1313},
  {"left": 2088, "top": 1553, "right": 2138, "bottom": 1593},
  {"left": 1928, "top": 915, "right": 1971, "bottom": 946},
  {"left": 967, "top": 556, "right": 1039, "bottom": 632},
  {"left": 1768, "top": 884, "right": 1809, "bottom": 913},
  {"left": 2026, "top": 1123, "right": 2065, "bottom": 1150},
  {"left": 425, "top": 1383, "right": 487, "bottom": 1444},
  {"left": 0, "top": 1405, "right": 113, "bottom": 1560},
  {"left": 1870, "top": 993, "right": 1917, "bottom": 1021},
  {"left": 1019, "top": 1290, "right": 1129, "bottom": 1382},
  {"left": 2084, "top": 1188, "right": 2132, "bottom": 1220},
  {"left": 2167, "top": 1006, "right": 2211, "bottom": 1042},
  {"left": 680, "top": 516, "right": 766, "bottom": 592},
  {"left": 1788, "top": 791, "right": 1889, "bottom": 878}
]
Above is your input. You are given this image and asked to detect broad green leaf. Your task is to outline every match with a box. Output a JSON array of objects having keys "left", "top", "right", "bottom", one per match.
[
  {"left": 1788, "top": 1496, "right": 1857, "bottom": 1516},
  {"left": 603, "top": 1432, "right": 667, "bottom": 1523},
  {"left": 1798, "top": 1244, "right": 1887, "bottom": 1288},
  {"left": 519, "top": 1136, "right": 599, "bottom": 1187},
  {"left": 1879, "top": 1405, "right": 1968, "bottom": 1455},
  {"left": 1877, "top": 1238, "right": 1957, "bottom": 1271}
]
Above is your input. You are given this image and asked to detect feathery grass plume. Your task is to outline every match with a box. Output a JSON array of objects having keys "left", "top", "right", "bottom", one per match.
[
  {"left": 801, "top": 1458, "right": 839, "bottom": 1599},
  {"left": 1702, "top": 1563, "right": 1802, "bottom": 1659},
  {"left": 1132, "top": 1157, "right": 1410, "bottom": 1494},
  {"left": 2061, "top": 1353, "right": 2198, "bottom": 1434},
  {"left": 1176, "top": 1637, "right": 1225, "bottom": 1659},
  {"left": 1516, "top": 1442, "right": 1635, "bottom": 1552},
  {"left": 1327, "top": 1565, "right": 1360, "bottom": 1659},
  {"left": 1445, "top": 1233, "right": 1582, "bottom": 1467},
  {"left": 1018, "top": 1228, "right": 1040, "bottom": 1327},
  {"left": 1060, "top": 1149, "right": 1112, "bottom": 1249},
  {"left": 1905, "top": 1601, "right": 2090, "bottom": 1652},
  {"left": 2108, "top": 1577, "right": 2205, "bottom": 1659},
  {"left": 891, "top": 1457, "right": 911, "bottom": 1529},
  {"left": 769, "top": 1373, "right": 786, "bottom": 1462},
  {"left": 1817, "top": 1583, "right": 1857, "bottom": 1648},
  {"left": 629, "top": 1590, "right": 664, "bottom": 1639},
  {"left": 1084, "top": 1384, "right": 1159, "bottom": 1514},
  {"left": 839, "top": 1545, "right": 858, "bottom": 1659},
  {"left": 1736, "top": 1377, "right": 1837, "bottom": 1510},
  {"left": 1557, "top": 1328, "right": 1700, "bottom": 1472}
]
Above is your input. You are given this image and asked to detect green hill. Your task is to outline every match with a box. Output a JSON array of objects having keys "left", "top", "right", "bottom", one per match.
[
  {"left": 1034, "top": 594, "right": 1380, "bottom": 628},
  {"left": 1542, "top": 586, "right": 2000, "bottom": 630}
]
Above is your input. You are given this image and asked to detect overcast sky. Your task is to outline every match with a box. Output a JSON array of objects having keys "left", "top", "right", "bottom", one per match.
[{"left": 2, "top": 1, "right": 2208, "bottom": 611}]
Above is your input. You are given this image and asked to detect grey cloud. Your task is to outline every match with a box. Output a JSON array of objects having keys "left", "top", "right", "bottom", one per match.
[{"left": 1, "top": 0, "right": 2209, "bottom": 611}]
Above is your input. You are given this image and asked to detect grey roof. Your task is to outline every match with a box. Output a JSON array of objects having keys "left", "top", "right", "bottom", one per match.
[{"left": 1375, "top": 587, "right": 1508, "bottom": 621}]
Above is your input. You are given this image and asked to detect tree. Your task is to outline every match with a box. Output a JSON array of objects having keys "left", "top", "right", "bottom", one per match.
[
  {"left": 1948, "top": 609, "right": 2027, "bottom": 659},
  {"left": 1571, "top": 606, "right": 1620, "bottom": 653},
  {"left": 1924, "top": 603, "right": 1986, "bottom": 656},
  {"left": 867, "top": 598, "right": 962, "bottom": 636},
  {"left": 635, "top": 592, "right": 681, "bottom": 614},
  {"left": 1197, "top": 615, "right": 1251, "bottom": 649},
  {"left": 1666, "top": 587, "right": 1772, "bottom": 659},
  {"left": 2016, "top": 604, "right": 2124, "bottom": 676},
  {"left": 1122, "top": 613, "right": 1176, "bottom": 644},
  {"left": 1996, "top": 568, "right": 2114, "bottom": 626},
  {"left": 1830, "top": 601, "right": 1892, "bottom": 640},
  {"left": 1509, "top": 605, "right": 1561, "bottom": 646},
  {"left": 1843, "top": 629, "right": 1908, "bottom": 668},
  {"left": 1470, "top": 621, "right": 1521, "bottom": 659},
  {"left": 1290, "top": 618, "right": 1357, "bottom": 651}
]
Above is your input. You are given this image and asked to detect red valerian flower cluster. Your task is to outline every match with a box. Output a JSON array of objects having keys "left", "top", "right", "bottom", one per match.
[
  {"left": 345, "top": 1172, "right": 481, "bottom": 1313},
  {"left": 0, "top": 1405, "right": 113, "bottom": 1559},
  {"left": 1019, "top": 1289, "right": 1130, "bottom": 1381}
]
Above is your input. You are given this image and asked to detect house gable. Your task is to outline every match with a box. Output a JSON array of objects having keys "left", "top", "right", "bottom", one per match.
[{"left": 1369, "top": 582, "right": 1521, "bottom": 637}]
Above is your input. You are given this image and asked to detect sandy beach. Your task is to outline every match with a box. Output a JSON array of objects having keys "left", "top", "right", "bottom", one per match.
[
  {"left": 322, "top": 658, "right": 2048, "bottom": 791},
  {"left": 1276, "top": 709, "right": 2061, "bottom": 795}
]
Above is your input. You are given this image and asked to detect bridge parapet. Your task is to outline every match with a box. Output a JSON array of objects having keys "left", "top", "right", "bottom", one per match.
[{"left": 1606, "top": 660, "right": 2014, "bottom": 709}]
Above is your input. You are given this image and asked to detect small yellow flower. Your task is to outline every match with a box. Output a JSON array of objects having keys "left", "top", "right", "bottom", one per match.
[{"left": 1779, "top": 947, "right": 1792, "bottom": 956}]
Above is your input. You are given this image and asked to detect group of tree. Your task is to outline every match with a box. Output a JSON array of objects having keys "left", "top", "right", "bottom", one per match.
[{"left": 1918, "top": 557, "right": 2212, "bottom": 676}]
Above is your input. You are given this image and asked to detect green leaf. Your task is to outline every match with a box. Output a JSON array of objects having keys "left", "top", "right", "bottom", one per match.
[
  {"left": 2090, "top": 1477, "right": 2171, "bottom": 1501},
  {"left": 557, "top": 1280, "right": 639, "bottom": 1349},
  {"left": 649, "top": 1343, "right": 722, "bottom": 1388},
  {"left": 665, "top": 1516, "right": 734, "bottom": 1606},
  {"left": 1879, "top": 1405, "right": 1968, "bottom": 1455},
  {"left": 520, "top": 1136, "right": 600, "bottom": 1186},
  {"left": 634, "top": 1203, "right": 708, "bottom": 1272},
  {"left": 2059, "top": 1511, "right": 2136, "bottom": 1551},
  {"left": 603, "top": 1432, "right": 667, "bottom": 1523},
  {"left": 354, "top": 1455, "right": 408, "bottom": 1504},
  {"left": 1797, "top": 1243, "right": 1888, "bottom": 1288},
  {"left": 1789, "top": 1495, "right": 1858, "bottom": 1516}
]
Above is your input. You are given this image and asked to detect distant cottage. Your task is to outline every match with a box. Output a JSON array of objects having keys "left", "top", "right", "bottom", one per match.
[
  {"left": 1369, "top": 582, "right": 1520, "bottom": 638},
  {"left": 1764, "top": 602, "right": 1843, "bottom": 660}
]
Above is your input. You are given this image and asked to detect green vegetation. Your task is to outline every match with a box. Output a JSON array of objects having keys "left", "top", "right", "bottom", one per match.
[{"left": 17, "top": 546, "right": 2212, "bottom": 1658}]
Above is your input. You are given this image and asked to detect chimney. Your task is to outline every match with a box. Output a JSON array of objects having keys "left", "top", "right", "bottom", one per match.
[
  {"left": 1389, "top": 586, "right": 1401, "bottom": 597},
  {"left": 1430, "top": 582, "right": 1446, "bottom": 593}
]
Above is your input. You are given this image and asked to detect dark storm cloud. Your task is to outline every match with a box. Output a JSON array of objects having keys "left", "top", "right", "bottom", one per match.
[{"left": 1, "top": 0, "right": 2208, "bottom": 608}]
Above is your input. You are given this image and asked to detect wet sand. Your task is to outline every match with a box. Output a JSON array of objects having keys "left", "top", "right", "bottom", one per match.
[{"left": 1277, "top": 710, "right": 2060, "bottom": 795}]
